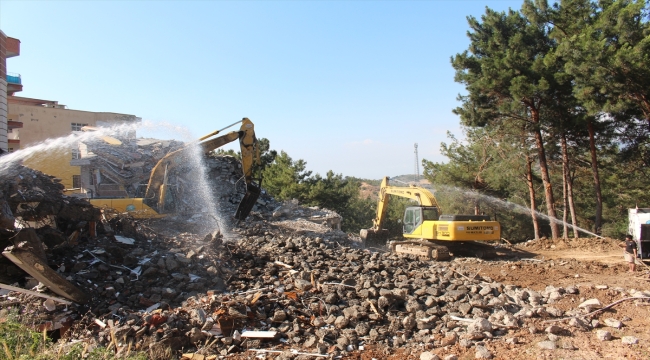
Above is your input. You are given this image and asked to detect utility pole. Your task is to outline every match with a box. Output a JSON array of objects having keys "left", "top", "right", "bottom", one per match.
[{"left": 414, "top": 143, "right": 420, "bottom": 182}]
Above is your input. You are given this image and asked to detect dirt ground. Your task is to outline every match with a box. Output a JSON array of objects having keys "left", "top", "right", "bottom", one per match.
[{"left": 350, "top": 237, "right": 650, "bottom": 360}]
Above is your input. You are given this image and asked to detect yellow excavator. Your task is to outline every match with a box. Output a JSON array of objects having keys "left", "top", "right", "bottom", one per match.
[
  {"left": 360, "top": 177, "right": 501, "bottom": 260},
  {"left": 90, "top": 118, "right": 261, "bottom": 220}
]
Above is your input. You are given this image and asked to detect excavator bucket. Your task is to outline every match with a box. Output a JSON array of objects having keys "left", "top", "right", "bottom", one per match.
[
  {"left": 234, "top": 183, "right": 261, "bottom": 221},
  {"left": 360, "top": 229, "right": 390, "bottom": 248}
]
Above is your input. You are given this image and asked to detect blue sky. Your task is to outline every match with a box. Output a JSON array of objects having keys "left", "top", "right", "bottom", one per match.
[{"left": 2, "top": 0, "right": 522, "bottom": 179}]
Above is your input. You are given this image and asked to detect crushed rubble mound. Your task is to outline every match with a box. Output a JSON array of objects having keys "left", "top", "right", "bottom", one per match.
[
  {"left": 5, "top": 209, "right": 650, "bottom": 359},
  {"left": 80, "top": 137, "right": 186, "bottom": 198},
  {"left": 3, "top": 150, "right": 648, "bottom": 359},
  {"left": 516, "top": 236, "right": 621, "bottom": 252}
]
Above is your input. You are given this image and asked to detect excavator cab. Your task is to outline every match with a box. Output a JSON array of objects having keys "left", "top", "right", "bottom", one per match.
[{"left": 403, "top": 206, "right": 440, "bottom": 235}]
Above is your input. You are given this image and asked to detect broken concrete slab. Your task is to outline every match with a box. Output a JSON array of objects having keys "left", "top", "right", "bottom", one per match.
[
  {"left": 241, "top": 330, "right": 279, "bottom": 339},
  {"left": 11, "top": 228, "right": 48, "bottom": 262}
]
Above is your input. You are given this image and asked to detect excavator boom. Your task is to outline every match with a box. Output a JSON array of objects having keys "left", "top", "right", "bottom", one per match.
[
  {"left": 143, "top": 118, "right": 261, "bottom": 219},
  {"left": 91, "top": 118, "right": 261, "bottom": 221}
]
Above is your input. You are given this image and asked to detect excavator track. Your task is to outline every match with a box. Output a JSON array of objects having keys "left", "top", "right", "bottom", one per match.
[
  {"left": 444, "top": 241, "right": 498, "bottom": 259},
  {"left": 389, "top": 240, "right": 451, "bottom": 261}
]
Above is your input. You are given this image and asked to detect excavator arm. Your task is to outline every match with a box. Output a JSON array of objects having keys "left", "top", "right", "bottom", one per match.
[
  {"left": 367, "top": 176, "right": 441, "bottom": 231},
  {"left": 143, "top": 118, "right": 261, "bottom": 219}
]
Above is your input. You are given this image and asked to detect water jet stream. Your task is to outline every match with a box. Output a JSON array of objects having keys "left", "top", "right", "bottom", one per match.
[
  {"left": 431, "top": 184, "right": 605, "bottom": 239},
  {"left": 0, "top": 121, "right": 233, "bottom": 238}
]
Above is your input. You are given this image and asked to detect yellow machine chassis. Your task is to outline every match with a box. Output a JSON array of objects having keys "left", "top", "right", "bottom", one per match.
[
  {"left": 89, "top": 198, "right": 166, "bottom": 219},
  {"left": 403, "top": 220, "right": 501, "bottom": 242}
]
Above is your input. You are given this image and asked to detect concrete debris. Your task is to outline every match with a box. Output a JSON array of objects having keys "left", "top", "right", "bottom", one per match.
[
  {"left": 0, "top": 282, "right": 73, "bottom": 305},
  {"left": 420, "top": 351, "right": 441, "bottom": 360},
  {"left": 241, "top": 330, "right": 278, "bottom": 338},
  {"left": 621, "top": 336, "right": 639, "bottom": 345},
  {"left": 114, "top": 235, "right": 135, "bottom": 245},
  {"left": 578, "top": 298, "right": 602, "bottom": 311},
  {"left": 1, "top": 150, "right": 646, "bottom": 359},
  {"left": 272, "top": 199, "right": 342, "bottom": 230},
  {"left": 596, "top": 330, "right": 612, "bottom": 341},
  {"left": 3, "top": 241, "right": 89, "bottom": 303},
  {"left": 603, "top": 318, "right": 623, "bottom": 329},
  {"left": 537, "top": 340, "right": 557, "bottom": 350}
]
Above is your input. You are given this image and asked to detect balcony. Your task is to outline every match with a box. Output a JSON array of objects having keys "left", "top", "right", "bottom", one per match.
[
  {"left": 7, "top": 72, "right": 22, "bottom": 95},
  {"left": 8, "top": 120, "right": 23, "bottom": 130},
  {"left": 7, "top": 73, "right": 21, "bottom": 85},
  {"left": 6, "top": 37, "right": 20, "bottom": 58}
]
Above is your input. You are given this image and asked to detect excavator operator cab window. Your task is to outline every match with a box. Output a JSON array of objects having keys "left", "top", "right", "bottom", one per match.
[
  {"left": 404, "top": 207, "right": 426, "bottom": 234},
  {"left": 422, "top": 207, "right": 440, "bottom": 221},
  {"left": 403, "top": 208, "right": 415, "bottom": 234}
]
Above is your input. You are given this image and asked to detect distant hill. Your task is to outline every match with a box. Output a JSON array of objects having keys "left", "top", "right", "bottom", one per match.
[
  {"left": 358, "top": 175, "right": 430, "bottom": 200},
  {"left": 390, "top": 174, "right": 430, "bottom": 186}
]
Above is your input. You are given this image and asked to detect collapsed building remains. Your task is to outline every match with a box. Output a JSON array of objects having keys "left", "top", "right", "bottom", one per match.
[{"left": 1, "top": 140, "right": 648, "bottom": 360}]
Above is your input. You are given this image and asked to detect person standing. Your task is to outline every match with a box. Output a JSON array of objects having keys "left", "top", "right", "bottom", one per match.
[{"left": 619, "top": 234, "right": 638, "bottom": 273}]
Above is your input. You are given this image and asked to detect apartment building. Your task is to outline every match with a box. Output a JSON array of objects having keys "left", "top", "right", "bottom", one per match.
[
  {"left": 0, "top": 30, "right": 22, "bottom": 153},
  {"left": 1, "top": 31, "right": 141, "bottom": 193}
]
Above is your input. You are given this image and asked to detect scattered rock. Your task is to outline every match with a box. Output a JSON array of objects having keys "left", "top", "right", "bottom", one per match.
[
  {"left": 596, "top": 330, "right": 612, "bottom": 341},
  {"left": 475, "top": 345, "right": 492, "bottom": 359},
  {"left": 603, "top": 318, "right": 622, "bottom": 329},
  {"left": 420, "top": 351, "right": 440, "bottom": 360},
  {"left": 537, "top": 341, "right": 556, "bottom": 350},
  {"left": 545, "top": 325, "right": 563, "bottom": 334},
  {"left": 578, "top": 299, "right": 602, "bottom": 312},
  {"left": 621, "top": 336, "right": 639, "bottom": 345}
]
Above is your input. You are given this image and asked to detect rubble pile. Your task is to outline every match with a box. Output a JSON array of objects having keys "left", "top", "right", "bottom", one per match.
[
  {"left": 5, "top": 207, "right": 649, "bottom": 359},
  {"left": 0, "top": 165, "right": 100, "bottom": 285},
  {"left": 85, "top": 137, "right": 281, "bottom": 219},
  {"left": 2, "top": 143, "right": 648, "bottom": 359},
  {"left": 270, "top": 199, "right": 342, "bottom": 231},
  {"left": 194, "top": 155, "right": 280, "bottom": 220},
  {"left": 517, "top": 236, "right": 620, "bottom": 252},
  {"left": 82, "top": 138, "right": 185, "bottom": 197}
]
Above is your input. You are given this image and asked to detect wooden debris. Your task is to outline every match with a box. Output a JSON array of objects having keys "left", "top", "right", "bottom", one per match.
[
  {"left": 181, "top": 353, "right": 205, "bottom": 360},
  {"left": 2, "top": 245, "right": 88, "bottom": 303},
  {"left": 544, "top": 296, "right": 650, "bottom": 323},
  {"left": 251, "top": 292, "right": 262, "bottom": 304},
  {"left": 322, "top": 282, "right": 356, "bottom": 289},
  {"left": 247, "top": 349, "right": 329, "bottom": 357},
  {"left": 0, "top": 282, "right": 73, "bottom": 305},
  {"left": 367, "top": 300, "right": 381, "bottom": 317},
  {"left": 273, "top": 261, "right": 293, "bottom": 269}
]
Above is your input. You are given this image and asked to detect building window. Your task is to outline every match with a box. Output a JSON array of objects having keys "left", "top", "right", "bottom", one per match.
[
  {"left": 71, "top": 123, "right": 88, "bottom": 131},
  {"left": 72, "top": 175, "right": 81, "bottom": 189},
  {"left": 71, "top": 149, "right": 81, "bottom": 160}
]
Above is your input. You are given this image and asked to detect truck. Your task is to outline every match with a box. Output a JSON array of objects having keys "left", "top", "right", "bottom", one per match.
[
  {"left": 89, "top": 118, "right": 261, "bottom": 220},
  {"left": 628, "top": 208, "right": 650, "bottom": 260},
  {"left": 360, "top": 177, "right": 501, "bottom": 260}
]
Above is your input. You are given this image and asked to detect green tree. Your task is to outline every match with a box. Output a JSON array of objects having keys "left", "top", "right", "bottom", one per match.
[
  {"left": 261, "top": 151, "right": 311, "bottom": 201},
  {"left": 452, "top": 6, "right": 563, "bottom": 238},
  {"left": 423, "top": 126, "right": 543, "bottom": 240}
]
